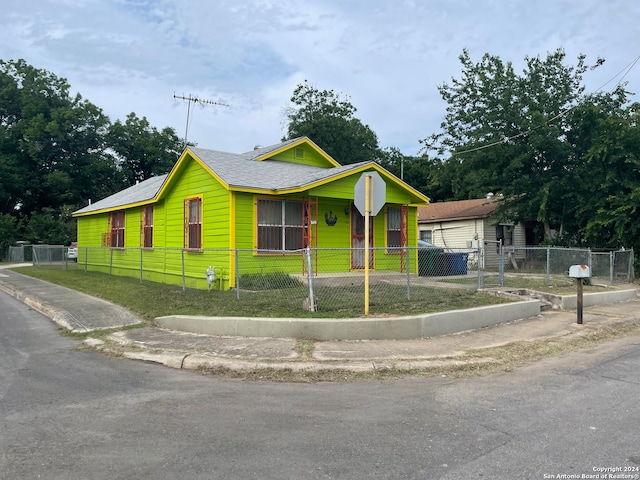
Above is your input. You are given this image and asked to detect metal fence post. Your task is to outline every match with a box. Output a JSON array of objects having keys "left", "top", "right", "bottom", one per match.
[
  {"left": 109, "top": 248, "right": 113, "bottom": 276},
  {"left": 498, "top": 243, "right": 504, "bottom": 287},
  {"left": 305, "top": 246, "right": 317, "bottom": 312},
  {"left": 235, "top": 249, "right": 240, "bottom": 300},
  {"left": 406, "top": 247, "right": 411, "bottom": 300},
  {"left": 181, "top": 249, "right": 185, "bottom": 291},
  {"left": 140, "top": 248, "right": 143, "bottom": 284},
  {"left": 477, "top": 245, "right": 483, "bottom": 289},
  {"left": 609, "top": 251, "right": 614, "bottom": 284},
  {"left": 546, "top": 246, "right": 551, "bottom": 286}
]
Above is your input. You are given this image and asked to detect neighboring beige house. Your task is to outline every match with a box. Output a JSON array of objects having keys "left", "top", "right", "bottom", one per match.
[{"left": 417, "top": 194, "right": 527, "bottom": 267}]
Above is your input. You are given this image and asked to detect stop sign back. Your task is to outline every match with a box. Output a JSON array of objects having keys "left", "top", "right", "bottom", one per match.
[{"left": 354, "top": 172, "right": 386, "bottom": 216}]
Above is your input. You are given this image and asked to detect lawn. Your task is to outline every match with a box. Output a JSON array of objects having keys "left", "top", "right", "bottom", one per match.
[{"left": 11, "top": 266, "right": 514, "bottom": 320}]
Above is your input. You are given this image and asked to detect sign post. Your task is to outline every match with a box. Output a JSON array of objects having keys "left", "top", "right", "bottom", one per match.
[
  {"left": 354, "top": 172, "right": 386, "bottom": 315},
  {"left": 364, "top": 175, "right": 371, "bottom": 315}
]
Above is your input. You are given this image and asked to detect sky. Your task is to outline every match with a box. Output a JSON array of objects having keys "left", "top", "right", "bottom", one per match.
[{"left": 2, "top": 0, "right": 639, "bottom": 157}]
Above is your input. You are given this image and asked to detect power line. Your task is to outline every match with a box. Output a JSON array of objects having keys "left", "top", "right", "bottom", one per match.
[{"left": 173, "top": 94, "right": 230, "bottom": 144}]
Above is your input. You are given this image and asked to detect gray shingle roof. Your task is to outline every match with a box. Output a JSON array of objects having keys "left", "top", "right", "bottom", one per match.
[
  {"left": 190, "top": 146, "right": 369, "bottom": 191},
  {"left": 73, "top": 137, "right": 396, "bottom": 216},
  {"left": 73, "top": 174, "right": 166, "bottom": 215}
]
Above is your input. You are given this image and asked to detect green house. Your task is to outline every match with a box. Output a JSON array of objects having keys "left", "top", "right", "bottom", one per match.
[{"left": 73, "top": 137, "right": 429, "bottom": 289}]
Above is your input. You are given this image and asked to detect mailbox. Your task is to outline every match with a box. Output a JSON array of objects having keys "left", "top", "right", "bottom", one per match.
[{"left": 569, "top": 264, "right": 590, "bottom": 278}]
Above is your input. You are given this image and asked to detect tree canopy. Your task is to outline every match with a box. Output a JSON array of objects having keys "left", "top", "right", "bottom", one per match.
[
  {"left": 282, "top": 80, "right": 381, "bottom": 165},
  {"left": 108, "top": 113, "right": 183, "bottom": 185},
  {"left": 420, "top": 48, "right": 639, "bottom": 251},
  {"left": 0, "top": 59, "right": 182, "bottom": 251}
]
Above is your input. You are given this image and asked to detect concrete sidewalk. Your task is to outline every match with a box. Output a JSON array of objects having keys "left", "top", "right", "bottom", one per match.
[
  {"left": 0, "top": 266, "right": 141, "bottom": 331},
  {"left": 1, "top": 265, "right": 639, "bottom": 374}
]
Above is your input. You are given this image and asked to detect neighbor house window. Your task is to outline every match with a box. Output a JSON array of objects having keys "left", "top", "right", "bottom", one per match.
[
  {"left": 257, "top": 199, "right": 303, "bottom": 251},
  {"left": 496, "top": 224, "right": 513, "bottom": 251},
  {"left": 386, "top": 207, "right": 402, "bottom": 249},
  {"left": 110, "top": 211, "right": 125, "bottom": 248},
  {"left": 420, "top": 230, "right": 432, "bottom": 243},
  {"left": 142, "top": 205, "right": 153, "bottom": 248},
  {"left": 185, "top": 197, "right": 202, "bottom": 250}
]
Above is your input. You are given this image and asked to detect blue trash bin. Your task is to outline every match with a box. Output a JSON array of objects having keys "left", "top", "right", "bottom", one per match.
[{"left": 448, "top": 252, "right": 468, "bottom": 275}]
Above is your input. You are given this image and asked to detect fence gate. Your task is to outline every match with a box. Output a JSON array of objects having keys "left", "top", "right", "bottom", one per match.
[{"left": 479, "top": 240, "right": 503, "bottom": 288}]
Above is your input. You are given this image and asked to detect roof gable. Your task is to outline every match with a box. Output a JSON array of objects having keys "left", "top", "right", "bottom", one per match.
[
  {"left": 250, "top": 137, "right": 340, "bottom": 168},
  {"left": 418, "top": 197, "right": 498, "bottom": 223}
]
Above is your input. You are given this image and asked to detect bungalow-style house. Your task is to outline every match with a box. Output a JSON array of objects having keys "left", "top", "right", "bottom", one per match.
[
  {"left": 73, "top": 137, "right": 429, "bottom": 290},
  {"left": 417, "top": 194, "right": 526, "bottom": 267}
]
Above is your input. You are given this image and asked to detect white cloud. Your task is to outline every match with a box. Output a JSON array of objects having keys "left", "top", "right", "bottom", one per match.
[{"left": 1, "top": 0, "right": 638, "bottom": 156}]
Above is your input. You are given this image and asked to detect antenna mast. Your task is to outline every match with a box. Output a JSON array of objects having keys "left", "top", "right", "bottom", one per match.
[{"left": 173, "top": 94, "right": 230, "bottom": 144}]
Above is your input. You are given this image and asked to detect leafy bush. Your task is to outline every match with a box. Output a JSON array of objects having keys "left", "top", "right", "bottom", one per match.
[{"left": 238, "top": 272, "right": 304, "bottom": 290}]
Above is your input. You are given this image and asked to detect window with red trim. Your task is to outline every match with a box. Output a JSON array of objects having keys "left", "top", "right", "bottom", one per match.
[
  {"left": 110, "top": 211, "right": 125, "bottom": 248},
  {"left": 257, "top": 199, "right": 303, "bottom": 251},
  {"left": 185, "top": 197, "right": 202, "bottom": 249},
  {"left": 142, "top": 205, "right": 153, "bottom": 248},
  {"left": 386, "top": 207, "right": 402, "bottom": 249}
]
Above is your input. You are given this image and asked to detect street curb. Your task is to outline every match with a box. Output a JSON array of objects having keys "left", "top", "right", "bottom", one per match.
[
  {"left": 98, "top": 345, "right": 496, "bottom": 374},
  {"left": 88, "top": 317, "right": 640, "bottom": 375}
]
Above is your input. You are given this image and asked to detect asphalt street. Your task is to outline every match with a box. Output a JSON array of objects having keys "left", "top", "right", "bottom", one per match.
[{"left": 2, "top": 290, "right": 640, "bottom": 479}]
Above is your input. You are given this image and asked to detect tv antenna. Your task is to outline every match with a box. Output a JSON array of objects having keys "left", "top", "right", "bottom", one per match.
[{"left": 173, "top": 93, "right": 230, "bottom": 144}]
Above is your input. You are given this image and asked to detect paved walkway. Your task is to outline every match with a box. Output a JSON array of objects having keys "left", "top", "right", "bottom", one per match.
[{"left": 1, "top": 265, "right": 639, "bottom": 374}]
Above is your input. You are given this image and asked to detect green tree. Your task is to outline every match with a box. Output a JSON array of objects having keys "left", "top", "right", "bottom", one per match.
[
  {"left": 283, "top": 80, "right": 381, "bottom": 164},
  {"left": 108, "top": 112, "right": 183, "bottom": 184},
  {"left": 22, "top": 207, "right": 76, "bottom": 245},
  {"left": 568, "top": 91, "right": 640, "bottom": 251},
  {"left": 0, "top": 59, "right": 120, "bottom": 228},
  {"left": 421, "top": 49, "right": 605, "bottom": 241},
  {"left": 378, "top": 147, "right": 450, "bottom": 201},
  {"left": 0, "top": 59, "right": 186, "bottom": 246},
  {"left": 0, "top": 213, "right": 17, "bottom": 257}
]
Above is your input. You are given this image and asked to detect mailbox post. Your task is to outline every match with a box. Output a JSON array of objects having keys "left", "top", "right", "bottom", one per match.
[{"left": 569, "top": 265, "right": 591, "bottom": 324}]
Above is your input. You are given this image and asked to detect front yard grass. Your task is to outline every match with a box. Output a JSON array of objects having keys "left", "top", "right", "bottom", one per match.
[{"left": 11, "top": 266, "right": 513, "bottom": 320}]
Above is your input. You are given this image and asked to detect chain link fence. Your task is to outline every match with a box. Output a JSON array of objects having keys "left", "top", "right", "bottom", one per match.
[
  {"left": 22, "top": 244, "right": 634, "bottom": 313},
  {"left": 7, "top": 244, "right": 33, "bottom": 263},
  {"left": 500, "top": 246, "right": 634, "bottom": 287}
]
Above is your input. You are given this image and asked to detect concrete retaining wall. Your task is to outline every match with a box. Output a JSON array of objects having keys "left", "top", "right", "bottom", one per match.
[
  {"left": 154, "top": 299, "right": 541, "bottom": 341},
  {"left": 559, "top": 289, "right": 637, "bottom": 310}
]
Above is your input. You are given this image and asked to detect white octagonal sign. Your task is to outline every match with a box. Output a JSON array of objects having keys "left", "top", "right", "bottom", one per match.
[{"left": 354, "top": 171, "right": 386, "bottom": 216}]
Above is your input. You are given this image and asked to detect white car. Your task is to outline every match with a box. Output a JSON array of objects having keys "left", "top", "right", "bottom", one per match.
[{"left": 66, "top": 244, "right": 78, "bottom": 261}]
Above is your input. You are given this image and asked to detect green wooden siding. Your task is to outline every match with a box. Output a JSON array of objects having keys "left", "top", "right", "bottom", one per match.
[
  {"left": 308, "top": 170, "right": 414, "bottom": 205},
  {"left": 75, "top": 147, "right": 425, "bottom": 290},
  {"left": 268, "top": 144, "right": 334, "bottom": 167}
]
